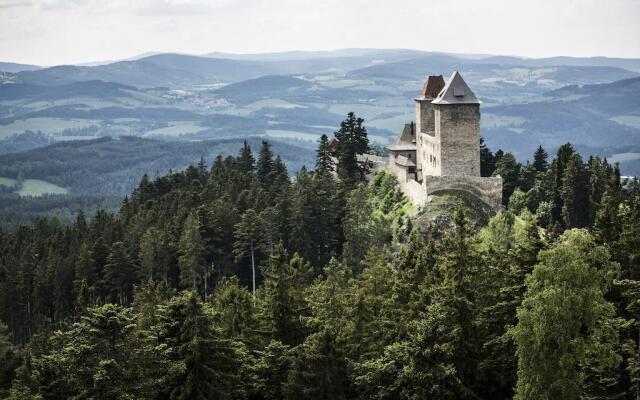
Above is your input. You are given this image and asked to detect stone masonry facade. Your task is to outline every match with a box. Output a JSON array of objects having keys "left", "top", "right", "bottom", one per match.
[{"left": 386, "top": 71, "right": 502, "bottom": 210}]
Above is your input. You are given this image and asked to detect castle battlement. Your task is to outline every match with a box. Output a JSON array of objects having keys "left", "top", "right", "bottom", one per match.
[{"left": 386, "top": 71, "right": 502, "bottom": 210}]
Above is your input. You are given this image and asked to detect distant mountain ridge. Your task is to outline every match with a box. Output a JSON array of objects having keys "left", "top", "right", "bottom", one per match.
[
  {"left": 0, "top": 62, "right": 40, "bottom": 73},
  {"left": 8, "top": 50, "right": 640, "bottom": 89}
]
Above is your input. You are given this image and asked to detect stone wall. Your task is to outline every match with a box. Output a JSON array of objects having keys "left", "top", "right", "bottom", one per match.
[
  {"left": 435, "top": 104, "right": 481, "bottom": 177},
  {"left": 416, "top": 98, "right": 435, "bottom": 174},
  {"left": 419, "top": 133, "right": 441, "bottom": 176},
  {"left": 423, "top": 175, "right": 503, "bottom": 210}
]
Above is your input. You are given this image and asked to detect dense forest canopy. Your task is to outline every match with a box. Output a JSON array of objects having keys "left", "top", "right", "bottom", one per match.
[{"left": 0, "top": 112, "right": 639, "bottom": 399}]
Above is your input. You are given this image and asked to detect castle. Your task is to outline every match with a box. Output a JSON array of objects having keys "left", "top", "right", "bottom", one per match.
[{"left": 386, "top": 71, "right": 503, "bottom": 210}]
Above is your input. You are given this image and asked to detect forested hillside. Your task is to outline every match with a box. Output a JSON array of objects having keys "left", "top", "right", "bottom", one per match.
[
  {"left": 0, "top": 136, "right": 315, "bottom": 229},
  {"left": 0, "top": 114, "right": 639, "bottom": 399}
]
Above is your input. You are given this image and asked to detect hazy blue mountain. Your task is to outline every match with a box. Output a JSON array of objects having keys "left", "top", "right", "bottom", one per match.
[
  {"left": 349, "top": 55, "right": 639, "bottom": 87},
  {"left": 203, "top": 48, "right": 430, "bottom": 61},
  {"left": 2, "top": 49, "right": 639, "bottom": 176},
  {"left": 474, "top": 55, "right": 640, "bottom": 73},
  {"left": 0, "top": 62, "right": 40, "bottom": 73},
  {"left": 14, "top": 54, "right": 280, "bottom": 87},
  {"left": 481, "top": 77, "right": 640, "bottom": 173},
  {"left": 0, "top": 80, "right": 139, "bottom": 101}
]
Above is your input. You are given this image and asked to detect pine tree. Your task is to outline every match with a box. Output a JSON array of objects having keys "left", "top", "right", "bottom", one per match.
[
  {"left": 532, "top": 145, "right": 549, "bottom": 172},
  {"left": 561, "top": 153, "right": 590, "bottom": 228},
  {"left": 594, "top": 163, "right": 622, "bottom": 243},
  {"left": 257, "top": 140, "right": 275, "bottom": 188},
  {"left": 259, "top": 244, "right": 310, "bottom": 346},
  {"left": 28, "top": 304, "right": 144, "bottom": 399},
  {"left": 237, "top": 140, "right": 255, "bottom": 174},
  {"left": 342, "top": 183, "right": 378, "bottom": 269},
  {"left": 210, "top": 276, "right": 255, "bottom": 340},
  {"left": 492, "top": 152, "right": 521, "bottom": 206},
  {"left": 334, "top": 112, "right": 370, "bottom": 186},
  {"left": 252, "top": 340, "right": 293, "bottom": 400},
  {"left": 587, "top": 156, "right": 609, "bottom": 225},
  {"left": 104, "top": 241, "right": 138, "bottom": 306},
  {"left": 480, "top": 136, "right": 496, "bottom": 177},
  {"left": 315, "top": 134, "right": 335, "bottom": 174},
  {"left": 551, "top": 142, "right": 576, "bottom": 223},
  {"left": 139, "top": 226, "right": 162, "bottom": 280},
  {"left": 433, "top": 206, "right": 483, "bottom": 397},
  {"left": 346, "top": 248, "right": 397, "bottom": 360},
  {"left": 234, "top": 209, "right": 265, "bottom": 295},
  {"left": 178, "top": 212, "right": 206, "bottom": 291},
  {"left": 0, "top": 322, "right": 18, "bottom": 397},
  {"left": 157, "top": 291, "right": 243, "bottom": 400},
  {"left": 284, "top": 329, "right": 350, "bottom": 400}
]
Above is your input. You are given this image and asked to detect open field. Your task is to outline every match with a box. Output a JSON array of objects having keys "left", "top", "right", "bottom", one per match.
[
  {"left": 143, "top": 122, "right": 208, "bottom": 137},
  {"left": 610, "top": 115, "right": 640, "bottom": 128},
  {"left": 0, "top": 117, "right": 98, "bottom": 139},
  {"left": 16, "top": 179, "right": 68, "bottom": 196},
  {"left": 0, "top": 176, "right": 17, "bottom": 188}
]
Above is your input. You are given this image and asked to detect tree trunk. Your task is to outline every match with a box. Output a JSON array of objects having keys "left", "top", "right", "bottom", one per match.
[{"left": 251, "top": 241, "right": 256, "bottom": 298}]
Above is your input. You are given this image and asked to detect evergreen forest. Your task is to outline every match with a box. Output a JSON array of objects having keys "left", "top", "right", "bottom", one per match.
[{"left": 1, "top": 113, "right": 639, "bottom": 400}]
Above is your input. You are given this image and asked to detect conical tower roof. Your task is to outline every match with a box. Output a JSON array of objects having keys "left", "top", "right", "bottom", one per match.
[{"left": 431, "top": 71, "right": 480, "bottom": 105}]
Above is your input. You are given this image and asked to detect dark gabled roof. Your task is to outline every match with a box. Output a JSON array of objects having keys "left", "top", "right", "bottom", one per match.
[
  {"left": 432, "top": 71, "right": 480, "bottom": 105},
  {"left": 394, "top": 154, "right": 416, "bottom": 167},
  {"left": 387, "top": 122, "right": 417, "bottom": 151},
  {"left": 420, "top": 75, "right": 446, "bottom": 98}
]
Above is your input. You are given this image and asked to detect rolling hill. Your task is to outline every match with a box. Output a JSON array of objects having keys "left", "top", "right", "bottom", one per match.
[{"left": 0, "top": 62, "right": 40, "bottom": 73}]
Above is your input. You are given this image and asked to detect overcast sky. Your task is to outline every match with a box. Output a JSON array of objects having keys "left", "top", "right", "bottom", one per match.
[{"left": 1, "top": 0, "right": 639, "bottom": 66}]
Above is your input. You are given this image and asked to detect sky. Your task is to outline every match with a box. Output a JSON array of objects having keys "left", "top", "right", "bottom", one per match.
[{"left": 1, "top": 0, "right": 639, "bottom": 66}]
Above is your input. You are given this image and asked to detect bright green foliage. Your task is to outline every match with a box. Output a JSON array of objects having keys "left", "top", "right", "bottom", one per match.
[
  {"left": 476, "top": 210, "right": 543, "bottom": 398},
  {"left": 508, "top": 188, "right": 527, "bottom": 214},
  {"left": 492, "top": 152, "right": 521, "bottom": 205},
  {"left": 513, "top": 229, "right": 620, "bottom": 400}
]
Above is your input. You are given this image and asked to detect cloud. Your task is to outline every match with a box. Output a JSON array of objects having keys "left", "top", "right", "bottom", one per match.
[
  {"left": 1, "top": 0, "right": 639, "bottom": 65},
  {"left": 0, "top": 0, "right": 31, "bottom": 8}
]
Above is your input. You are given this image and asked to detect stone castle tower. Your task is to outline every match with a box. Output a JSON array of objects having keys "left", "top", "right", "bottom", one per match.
[
  {"left": 416, "top": 71, "right": 480, "bottom": 177},
  {"left": 387, "top": 71, "right": 502, "bottom": 210}
]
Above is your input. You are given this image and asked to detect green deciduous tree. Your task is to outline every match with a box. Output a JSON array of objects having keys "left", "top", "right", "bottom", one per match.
[{"left": 512, "top": 229, "right": 620, "bottom": 400}]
